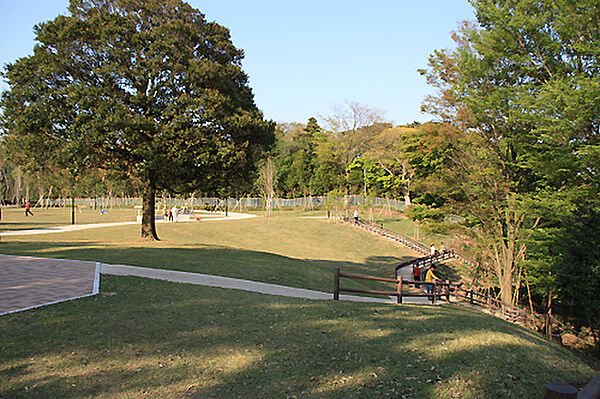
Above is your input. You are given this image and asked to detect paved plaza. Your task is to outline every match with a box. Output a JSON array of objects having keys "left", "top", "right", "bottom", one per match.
[{"left": 0, "top": 254, "right": 99, "bottom": 315}]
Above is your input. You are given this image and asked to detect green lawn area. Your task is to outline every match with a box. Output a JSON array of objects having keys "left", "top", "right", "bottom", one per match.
[
  {"left": 0, "top": 206, "right": 137, "bottom": 231},
  {"left": 1, "top": 213, "right": 417, "bottom": 293},
  {"left": 0, "top": 210, "right": 597, "bottom": 398},
  {"left": 371, "top": 214, "right": 453, "bottom": 249},
  {"left": 1, "top": 276, "right": 594, "bottom": 399}
]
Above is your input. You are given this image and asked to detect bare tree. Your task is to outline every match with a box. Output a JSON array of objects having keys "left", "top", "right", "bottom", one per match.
[
  {"left": 259, "top": 158, "right": 277, "bottom": 217},
  {"left": 319, "top": 101, "right": 388, "bottom": 182}
]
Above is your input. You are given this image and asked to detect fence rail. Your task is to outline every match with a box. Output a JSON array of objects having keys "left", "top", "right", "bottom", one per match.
[{"left": 333, "top": 268, "right": 452, "bottom": 304}]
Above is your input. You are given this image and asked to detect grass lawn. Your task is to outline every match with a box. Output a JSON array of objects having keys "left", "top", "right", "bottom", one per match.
[
  {"left": 0, "top": 207, "right": 137, "bottom": 231},
  {"left": 1, "top": 214, "right": 417, "bottom": 293},
  {"left": 0, "top": 276, "right": 595, "bottom": 398},
  {"left": 0, "top": 209, "right": 597, "bottom": 398}
]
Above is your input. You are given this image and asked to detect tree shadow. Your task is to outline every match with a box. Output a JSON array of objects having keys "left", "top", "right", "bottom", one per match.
[
  {"left": 0, "top": 275, "right": 593, "bottom": 398},
  {"left": 0, "top": 240, "right": 412, "bottom": 297}
]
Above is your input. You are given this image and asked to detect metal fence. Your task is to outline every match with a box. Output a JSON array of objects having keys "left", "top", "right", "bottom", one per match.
[{"left": 41, "top": 195, "right": 408, "bottom": 211}]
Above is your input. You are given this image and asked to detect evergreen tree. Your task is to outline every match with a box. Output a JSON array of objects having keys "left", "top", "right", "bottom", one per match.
[{"left": 1, "top": 0, "right": 275, "bottom": 239}]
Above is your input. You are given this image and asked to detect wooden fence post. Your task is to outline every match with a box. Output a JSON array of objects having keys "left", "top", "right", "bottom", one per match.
[
  {"left": 446, "top": 280, "right": 451, "bottom": 303},
  {"left": 397, "top": 276, "right": 403, "bottom": 304},
  {"left": 334, "top": 268, "right": 340, "bottom": 300}
]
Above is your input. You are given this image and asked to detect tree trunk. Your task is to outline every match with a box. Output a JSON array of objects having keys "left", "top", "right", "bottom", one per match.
[
  {"left": 141, "top": 176, "right": 159, "bottom": 240},
  {"left": 499, "top": 271, "right": 513, "bottom": 307},
  {"left": 402, "top": 163, "right": 411, "bottom": 205}
]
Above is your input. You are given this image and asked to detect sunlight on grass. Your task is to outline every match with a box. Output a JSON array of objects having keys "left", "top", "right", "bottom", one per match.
[{"left": 1, "top": 213, "right": 597, "bottom": 398}]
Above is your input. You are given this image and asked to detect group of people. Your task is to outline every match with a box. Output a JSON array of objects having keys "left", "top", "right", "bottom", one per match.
[
  {"left": 413, "top": 263, "right": 440, "bottom": 294},
  {"left": 163, "top": 205, "right": 179, "bottom": 222},
  {"left": 352, "top": 209, "right": 443, "bottom": 295}
]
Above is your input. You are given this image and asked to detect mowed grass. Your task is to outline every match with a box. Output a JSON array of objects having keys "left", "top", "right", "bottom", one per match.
[
  {"left": 0, "top": 276, "right": 595, "bottom": 399},
  {"left": 0, "top": 209, "right": 597, "bottom": 398},
  {"left": 0, "top": 207, "right": 137, "bottom": 231},
  {"left": 1, "top": 213, "right": 415, "bottom": 293}
]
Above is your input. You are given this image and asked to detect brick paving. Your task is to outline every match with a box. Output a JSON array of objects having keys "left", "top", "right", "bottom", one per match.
[{"left": 0, "top": 254, "right": 98, "bottom": 315}]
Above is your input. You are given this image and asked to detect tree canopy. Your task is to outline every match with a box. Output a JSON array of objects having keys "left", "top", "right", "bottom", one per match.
[
  {"left": 1, "top": 0, "right": 275, "bottom": 239},
  {"left": 422, "top": 0, "right": 600, "bottom": 312}
]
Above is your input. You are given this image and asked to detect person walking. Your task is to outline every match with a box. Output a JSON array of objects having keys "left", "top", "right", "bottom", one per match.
[
  {"left": 425, "top": 264, "right": 439, "bottom": 295},
  {"left": 353, "top": 209, "right": 359, "bottom": 223},
  {"left": 412, "top": 264, "right": 421, "bottom": 288},
  {"left": 413, "top": 264, "right": 421, "bottom": 282},
  {"left": 172, "top": 205, "right": 179, "bottom": 222},
  {"left": 25, "top": 200, "right": 34, "bottom": 217}
]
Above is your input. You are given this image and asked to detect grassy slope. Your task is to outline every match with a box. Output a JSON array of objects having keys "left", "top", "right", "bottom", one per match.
[
  {"left": 0, "top": 210, "right": 597, "bottom": 398},
  {"left": 1, "top": 215, "right": 416, "bottom": 293},
  {"left": 0, "top": 276, "right": 594, "bottom": 399}
]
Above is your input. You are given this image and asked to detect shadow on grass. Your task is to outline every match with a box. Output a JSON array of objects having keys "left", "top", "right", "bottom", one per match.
[
  {"left": 0, "top": 276, "right": 594, "bottom": 399},
  {"left": 0, "top": 240, "right": 415, "bottom": 294}
]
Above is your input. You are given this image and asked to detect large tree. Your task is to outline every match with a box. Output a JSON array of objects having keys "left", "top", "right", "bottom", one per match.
[
  {"left": 422, "top": 0, "right": 600, "bottom": 306},
  {"left": 1, "top": 0, "right": 274, "bottom": 239}
]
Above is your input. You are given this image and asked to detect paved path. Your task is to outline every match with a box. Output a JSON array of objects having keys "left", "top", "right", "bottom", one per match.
[
  {"left": 0, "top": 253, "right": 433, "bottom": 315},
  {"left": 100, "top": 263, "right": 414, "bottom": 304}
]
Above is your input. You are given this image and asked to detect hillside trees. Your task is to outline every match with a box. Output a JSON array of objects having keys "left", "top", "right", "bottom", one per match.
[
  {"left": 0, "top": 0, "right": 274, "bottom": 239},
  {"left": 422, "top": 0, "right": 600, "bottom": 307},
  {"left": 320, "top": 101, "right": 389, "bottom": 184}
]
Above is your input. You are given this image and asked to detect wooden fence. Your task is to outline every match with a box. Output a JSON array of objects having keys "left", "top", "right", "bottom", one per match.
[
  {"left": 394, "top": 250, "right": 455, "bottom": 276},
  {"left": 340, "top": 217, "right": 479, "bottom": 268},
  {"left": 333, "top": 268, "right": 452, "bottom": 304},
  {"left": 453, "top": 286, "right": 540, "bottom": 326}
]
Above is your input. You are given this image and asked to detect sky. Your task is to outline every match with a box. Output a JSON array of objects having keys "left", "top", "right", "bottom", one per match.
[{"left": 0, "top": 0, "right": 476, "bottom": 126}]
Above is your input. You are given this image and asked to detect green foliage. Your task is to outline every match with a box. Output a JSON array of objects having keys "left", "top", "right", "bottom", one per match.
[
  {"left": 346, "top": 158, "right": 391, "bottom": 196},
  {"left": 421, "top": 0, "right": 600, "bottom": 308},
  {"left": 1, "top": 0, "right": 275, "bottom": 238},
  {"left": 553, "top": 200, "right": 600, "bottom": 348},
  {"left": 406, "top": 204, "right": 446, "bottom": 224}
]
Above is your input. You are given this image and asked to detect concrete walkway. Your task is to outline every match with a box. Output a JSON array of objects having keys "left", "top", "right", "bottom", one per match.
[
  {"left": 100, "top": 263, "right": 409, "bottom": 304},
  {"left": 1, "top": 253, "right": 436, "bottom": 316}
]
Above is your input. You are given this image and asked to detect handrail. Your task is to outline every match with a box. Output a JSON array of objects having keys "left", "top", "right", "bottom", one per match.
[
  {"left": 394, "top": 251, "right": 455, "bottom": 274},
  {"left": 338, "top": 216, "right": 588, "bottom": 344},
  {"left": 333, "top": 268, "right": 453, "bottom": 304},
  {"left": 339, "top": 217, "right": 477, "bottom": 268}
]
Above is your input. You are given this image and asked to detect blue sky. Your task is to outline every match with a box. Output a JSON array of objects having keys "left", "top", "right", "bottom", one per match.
[{"left": 0, "top": 1, "right": 475, "bottom": 125}]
